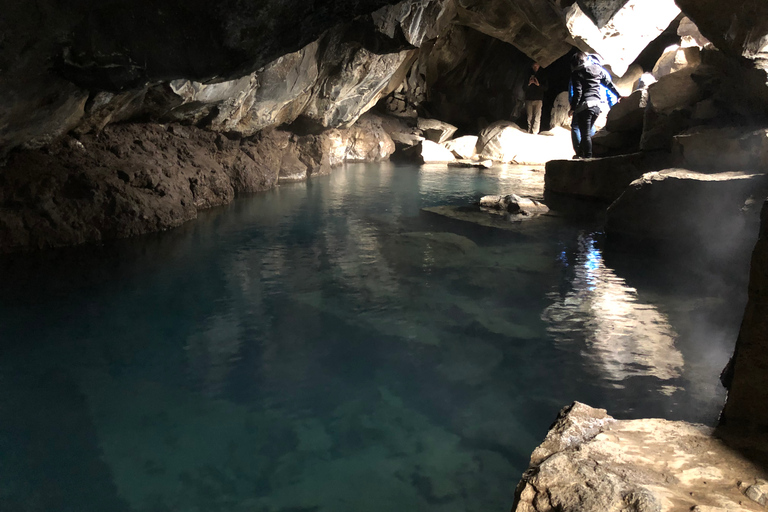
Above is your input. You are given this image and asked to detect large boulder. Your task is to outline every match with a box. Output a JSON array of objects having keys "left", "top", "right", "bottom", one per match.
[
  {"left": 544, "top": 152, "right": 671, "bottom": 202},
  {"left": 477, "top": 122, "right": 573, "bottom": 164},
  {"left": 673, "top": 127, "right": 768, "bottom": 173},
  {"left": 605, "top": 89, "right": 648, "bottom": 133},
  {"left": 442, "top": 135, "right": 478, "bottom": 159},
  {"left": 512, "top": 402, "right": 768, "bottom": 512},
  {"left": 646, "top": 65, "right": 703, "bottom": 114},
  {"left": 0, "top": 119, "right": 395, "bottom": 252},
  {"left": 417, "top": 118, "right": 458, "bottom": 143},
  {"left": 676, "top": 0, "right": 768, "bottom": 62},
  {"left": 721, "top": 200, "right": 768, "bottom": 433},
  {"left": 0, "top": 0, "right": 417, "bottom": 157},
  {"left": 453, "top": 0, "right": 573, "bottom": 67},
  {"left": 651, "top": 45, "right": 702, "bottom": 79},
  {"left": 564, "top": 0, "right": 682, "bottom": 77},
  {"left": 605, "top": 169, "right": 768, "bottom": 248}
]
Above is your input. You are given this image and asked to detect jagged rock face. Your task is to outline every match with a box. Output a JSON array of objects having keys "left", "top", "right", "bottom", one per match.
[
  {"left": 722, "top": 200, "right": 768, "bottom": 433},
  {"left": 513, "top": 402, "right": 768, "bottom": 512},
  {"left": 676, "top": 0, "right": 768, "bottom": 63},
  {"left": 0, "top": 119, "right": 394, "bottom": 252},
  {"left": 565, "top": 0, "right": 682, "bottom": 77},
  {"left": 453, "top": 0, "right": 572, "bottom": 67},
  {"left": 0, "top": 0, "right": 412, "bottom": 156}
]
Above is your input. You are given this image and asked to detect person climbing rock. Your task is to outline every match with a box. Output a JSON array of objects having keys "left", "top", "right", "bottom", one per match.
[
  {"left": 525, "top": 62, "right": 548, "bottom": 135},
  {"left": 568, "top": 52, "right": 622, "bottom": 158}
]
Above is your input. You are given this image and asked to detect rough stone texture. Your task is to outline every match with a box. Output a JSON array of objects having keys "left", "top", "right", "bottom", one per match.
[
  {"left": 592, "top": 129, "right": 641, "bottom": 157},
  {"left": 544, "top": 152, "right": 672, "bottom": 203},
  {"left": 721, "top": 199, "right": 768, "bottom": 433},
  {"left": 576, "top": 0, "right": 630, "bottom": 29},
  {"left": 478, "top": 194, "right": 548, "bottom": 215},
  {"left": 605, "top": 169, "right": 768, "bottom": 249},
  {"left": 565, "top": 0, "right": 682, "bottom": 77},
  {"left": 0, "top": 0, "right": 411, "bottom": 156},
  {"left": 550, "top": 91, "right": 571, "bottom": 129},
  {"left": 605, "top": 89, "right": 648, "bottom": 133},
  {"left": 652, "top": 45, "right": 702, "bottom": 79},
  {"left": 675, "top": 0, "right": 768, "bottom": 62},
  {"left": 417, "top": 118, "right": 458, "bottom": 143},
  {"left": 673, "top": 127, "right": 768, "bottom": 173},
  {"left": 512, "top": 402, "right": 768, "bottom": 512},
  {"left": 646, "top": 66, "right": 703, "bottom": 115},
  {"left": 453, "top": 0, "right": 573, "bottom": 68},
  {"left": 0, "top": 122, "right": 390, "bottom": 252},
  {"left": 677, "top": 16, "right": 711, "bottom": 49}
]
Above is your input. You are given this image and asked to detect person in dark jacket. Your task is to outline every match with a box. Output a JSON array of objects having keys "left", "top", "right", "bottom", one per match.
[
  {"left": 525, "top": 62, "right": 548, "bottom": 134},
  {"left": 568, "top": 52, "right": 621, "bottom": 158}
]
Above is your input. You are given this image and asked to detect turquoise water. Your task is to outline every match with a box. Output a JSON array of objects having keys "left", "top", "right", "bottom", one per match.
[{"left": 0, "top": 163, "right": 750, "bottom": 512}]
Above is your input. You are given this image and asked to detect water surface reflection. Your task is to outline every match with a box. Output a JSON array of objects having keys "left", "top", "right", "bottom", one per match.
[{"left": 543, "top": 233, "right": 684, "bottom": 391}]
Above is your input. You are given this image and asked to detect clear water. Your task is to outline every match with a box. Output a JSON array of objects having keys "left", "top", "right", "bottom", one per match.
[{"left": 0, "top": 163, "right": 750, "bottom": 512}]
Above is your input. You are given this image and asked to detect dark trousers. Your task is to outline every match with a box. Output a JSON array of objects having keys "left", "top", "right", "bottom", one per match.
[{"left": 573, "top": 106, "right": 600, "bottom": 158}]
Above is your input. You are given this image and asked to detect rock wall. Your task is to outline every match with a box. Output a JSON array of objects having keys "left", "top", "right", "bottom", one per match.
[
  {"left": 0, "top": 117, "right": 393, "bottom": 252},
  {"left": 721, "top": 199, "right": 768, "bottom": 433},
  {"left": 512, "top": 402, "right": 768, "bottom": 512},
  {"left": 676, "top": 0, "right": 768, "bottom": 63}
]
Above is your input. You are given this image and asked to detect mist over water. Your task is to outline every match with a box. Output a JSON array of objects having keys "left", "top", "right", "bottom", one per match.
[{"left": 0, "top": 163, "right": 751, "bottom": 512}]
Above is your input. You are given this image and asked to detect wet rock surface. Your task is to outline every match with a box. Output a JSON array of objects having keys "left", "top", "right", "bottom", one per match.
[
  {"left": 513, "top": 402, "right": 768, "bottom": 512},
  {"left": 0, "top": 122, "right": 390, "bottom": 252}
]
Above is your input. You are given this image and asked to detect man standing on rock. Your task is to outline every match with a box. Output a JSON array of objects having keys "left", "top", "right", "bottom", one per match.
[
  {"left": 525, "top": 62, "right": 548, "bottom": 135},
  {"left": 568, "top": 52, "right": 622, "bottom": 158}
]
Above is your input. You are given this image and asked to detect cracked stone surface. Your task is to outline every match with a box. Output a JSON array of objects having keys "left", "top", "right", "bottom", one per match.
[{"left": 513, "top": 402, "right": 768, "bottom": 512}]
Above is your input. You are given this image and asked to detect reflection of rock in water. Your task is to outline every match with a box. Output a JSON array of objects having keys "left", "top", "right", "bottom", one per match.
[{"left": 542, "top": 234, "right": 684, "bottom": 386}]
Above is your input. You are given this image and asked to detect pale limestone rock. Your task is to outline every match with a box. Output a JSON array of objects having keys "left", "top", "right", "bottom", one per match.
[
  {"left": 442, "top": 136, "right": 478, "bottom": 159},
  {"left": 372, "top": 0, "right": 456, "bottom": 47},
  {"left": 417, "top": 118, "right": 458, "bottom": 143},
  {"left": 513, "top": 402, "right": 768, "bottom": 512},
  {"left": 421, "top": 140, "right": 456, "bottom": 162},
  {"left": 677, "top": 17, "right": 711, "bottom": 48},
  {"left": 565, "top": 0, "right": 681, "bottom": 77},
  {"left": 646, "top": 66, "right": 703, "bottom": 114},
  {"left": 479, "top": 194, "right": 548, "bottom": 215},
  {"left": 477, "top": 122, "right": 574, "bottom": 164},
  {"left": 745, "top": 480, "right": 768, "bottom": 507},
  {"left": 454, "top": 0, "right": 572, "bottom": 67},
  {"left": 550, "top": 91, "right": 571, "bottom": 129},
  {"left": 652, "top": 45, "right": 702, "bottom": 79}
]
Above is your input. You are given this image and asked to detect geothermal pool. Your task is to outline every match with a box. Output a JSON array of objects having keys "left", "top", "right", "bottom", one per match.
[{"left": 0, "top": 163, "right": 748, "bottom": 512}]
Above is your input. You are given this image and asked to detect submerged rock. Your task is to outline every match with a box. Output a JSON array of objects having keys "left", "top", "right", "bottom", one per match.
[
  {"left": 479, "top": 194, "right": 549, "bottom": 215},
  {"left": 513, "top": 402, "right": 768, "bottom": 512}
]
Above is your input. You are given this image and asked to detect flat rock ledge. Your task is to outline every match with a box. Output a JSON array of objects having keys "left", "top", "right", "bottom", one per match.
[{"left": 513, "top": 402, "right": 768, "bottom": 512}]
